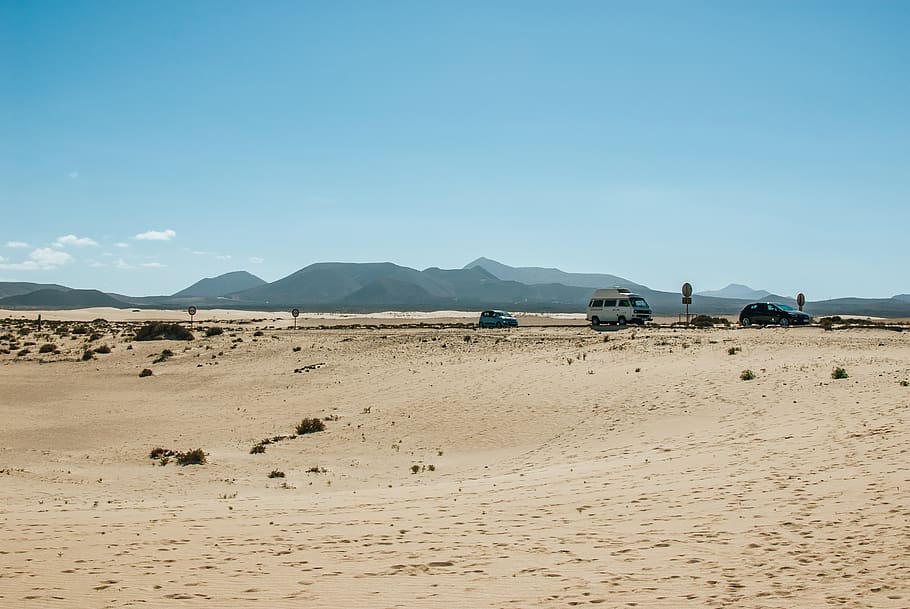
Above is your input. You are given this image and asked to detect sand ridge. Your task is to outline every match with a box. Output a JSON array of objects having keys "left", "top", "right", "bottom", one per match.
[{"left": 1, "top": 314, "right": 909, "bottom": 607}]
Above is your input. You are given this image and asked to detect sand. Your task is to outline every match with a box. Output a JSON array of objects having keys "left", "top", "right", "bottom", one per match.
[{"left": 1, "top": 311, "right": 909, "bottom": 608}]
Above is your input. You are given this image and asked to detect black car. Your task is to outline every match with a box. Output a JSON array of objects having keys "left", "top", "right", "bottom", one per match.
[{"left": 739, "top": 302, "right": 810, "bottom": 327}]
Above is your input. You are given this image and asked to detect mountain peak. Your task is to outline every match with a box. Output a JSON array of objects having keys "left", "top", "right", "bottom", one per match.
[{"left": 172, "top": 271, "right": 266, "bottom": 298}]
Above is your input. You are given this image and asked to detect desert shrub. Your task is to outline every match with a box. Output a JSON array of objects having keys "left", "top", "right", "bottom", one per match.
[
  {"left": 410, "top": 464, "right": 420, "bottom": 474},
  {"left": 205, "top": 326, "right": 224, "bottom": 337},
  {"left": 94, "top": 344, "right": 111, "bottom": 354},
  {"left": 139, "top": 368, "right": 153, "bottom": 377},
  {"left": 175, "top": 449, "right": 206, "bottom": 465},
  {"left": 727, "top": 346, "right": 741, "bottom": 355},
  {"left": 88, "top": 332, "right": 103, "bottom": 342},
  {"left": 39, "top": 343, "right": 58, "bottom": 354},
  {"left": 17, "top": 348, "right": 30, "bottom": 357},
  {"left": 134, "top": 323, "right": 193, "bottom": 341},
  {"left": 253, "top": 330, "right": 264, "bottom": 337},
  {"left": 832, "top": 366, "right": 848, "bottom": 379},
  {"left": 153, "top": 349, "right": 174, "bottom": 364},
  {"left": 268, "top": 469, "right": 285, "bottom": 478},
  {"left": 292, "top": 346, "right": 302, "bottom": 352},
  {"left": 306, "top": 466, "right": 326, "bottom": 474},
  {"left": 82, "top": 349, "right": 94, "bottom": 361},
  {"left": 250, "top": 443, "right": 266, "bottom": 454},
  {"left": 149, "top": 447, "right": 176, "bottom": 459},
  {"left": 740, "top": 369, "right": 755, "bottom": 381},
  {"left": 295, "top": 418, "right": 325, "bottom": 435},
  {"left": 899, "top": 380, "right": 909, "bottom": 387},
  {"left": 71, "top": 325, "right": 89, "bottom": 335}
]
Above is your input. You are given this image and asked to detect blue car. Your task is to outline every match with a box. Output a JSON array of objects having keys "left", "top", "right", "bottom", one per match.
[{"left": 478, "top": 310, "right": 518, "bottom": 328}]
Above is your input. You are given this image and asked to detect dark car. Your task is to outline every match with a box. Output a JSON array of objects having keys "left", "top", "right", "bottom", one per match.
[
  {"left": 739, "top": 302, "right": 811, "bottom": 327},
  {"left": 478, "top": 310, "right": 518, "bottom": 328}
]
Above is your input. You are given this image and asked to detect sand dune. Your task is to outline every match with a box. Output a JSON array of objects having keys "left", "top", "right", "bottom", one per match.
[{"left": 1, "top": 313, "right": 909, "bottom": 607}]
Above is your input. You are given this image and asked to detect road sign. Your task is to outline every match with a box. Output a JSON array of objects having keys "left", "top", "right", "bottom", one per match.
[
  {"left": 681, "top": 282, "right": 693, "bottom": 298},
  {"left": 291, "top": 308, "right": 300, "bottom": 318},
  {"left": 682, "top": 297, "right": 692, "bottom": 305},
  {"left": 796, "top": 293, "right": 805, "bottom": 310},
  {"left": 188, "top": 306, "right": 197, "bottom": 316}
]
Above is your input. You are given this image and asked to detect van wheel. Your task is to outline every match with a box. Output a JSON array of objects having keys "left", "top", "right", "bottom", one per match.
[
  {"left": 779, "top": 317, "right": 790, "bottom": 327},
  {"left": 617, "top": 316, "right": 626, "bottom": 327},
  {"left": 591, "top": 316, "right": 600, "bottom": 327}
]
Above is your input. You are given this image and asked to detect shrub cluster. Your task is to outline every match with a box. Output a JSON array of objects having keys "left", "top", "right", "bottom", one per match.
[
  {"left": 740, "top": 369, "right": 755, "bottom": 381},
  {"left": 205, "top": 326, "right": 224, "bottom": 337},
  {"left": 296, "top": 418, "right": 325, "bottom": 435},
  {"left": 135, "top": 323, "right": 194, "bottom": 341},
  {"left": 175, "top": 448, "right": 207, "bottom": 466},
  {"left": 691, "top": 315, "right": 730, "bottom": 328},
  {"left": 832, "top": 366, "right": 848, "bottom": 379}
]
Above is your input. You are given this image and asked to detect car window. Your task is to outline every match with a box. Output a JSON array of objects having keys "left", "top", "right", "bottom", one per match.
[{"left": 748, "top": 304, "right": 758, "bottom": 311}]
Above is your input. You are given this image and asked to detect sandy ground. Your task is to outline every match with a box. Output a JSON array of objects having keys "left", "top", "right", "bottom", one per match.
[{"left": 1, "top": 311, "right": 909, "bottom": 608}]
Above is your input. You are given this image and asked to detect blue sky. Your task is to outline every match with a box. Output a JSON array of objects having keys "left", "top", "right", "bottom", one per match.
[{"left": 2, "top": 1, "right": 908, "bottom": 300}]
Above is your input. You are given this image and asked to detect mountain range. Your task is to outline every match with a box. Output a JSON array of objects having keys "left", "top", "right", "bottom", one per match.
[{"left": 1, "top": 258, "right": 909, "bottom": 317}]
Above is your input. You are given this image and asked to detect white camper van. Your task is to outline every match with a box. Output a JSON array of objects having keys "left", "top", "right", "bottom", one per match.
[{"left": 586, "top": 288, "right": 652, "bottom": 326}]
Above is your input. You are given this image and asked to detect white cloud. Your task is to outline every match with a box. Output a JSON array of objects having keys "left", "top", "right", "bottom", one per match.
[
  {"left": 90, "top": 261, "right": 106, "bottom": 268},
  {"left": 56, "top": 234, "right": 98, "bottom": 247},
  {"left": 32, "top": 247, "right": 74, "bottom": 266},
  {"left": 5, "top": 241, "right": 28, "bottom": 248},
  {"left": 68, "top": 171, "right": 79, "bottom": 179},
  {"left": 215, "top": 254, "right": 232, "bottom": 260},
  {"left": 141, "top": 262, "right": 166, "bottom": 268},
  {"left": 135, "top": 229, "right": 176, "bottom": 241},
  {"left": 114, "top": 242, "right": 129, "bottom": 248},
  {"left": 249, "top": 256, "right": 264, "bottom": 264},
  {"left": 0, "top": 247, "right": 74, "bottom": 271},
  {"left": 115, "top": 259, "right": 133, "bottom": 269}
]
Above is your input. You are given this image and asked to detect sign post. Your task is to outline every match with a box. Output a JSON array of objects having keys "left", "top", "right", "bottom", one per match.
[
  {"left": 796, "top": 292, "right": 806, "bottom": 312},
  {"left": 187, "top": 305, "right": 197, "bottom": 330},
  {"left": 681, "top": 283, "right": 693, "bottom": 325},
  {"left": 291, "top": 308, "right": 300, "bottom": 330}
]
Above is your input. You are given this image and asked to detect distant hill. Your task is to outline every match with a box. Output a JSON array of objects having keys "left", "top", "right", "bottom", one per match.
[
  {"left": 227, "top": 262, "right": 591, "bottom": 311},
  {"left": 0, "top": 288, "right": 129, "bottom": 310},
  {"left": 172, "top": 271, "right": 266, "bottom": 298},
  {"left": 3, "top": 260, "right": 910, "bottom": 317},
  {"left": 464, "top": 257, "right": 647, "bottom": 291},
  {"left": 0, "top": 281, "right": 70, "bottom": 299},
  {"left": 697, "top": 283, "right": 772, "bottom": 300}
]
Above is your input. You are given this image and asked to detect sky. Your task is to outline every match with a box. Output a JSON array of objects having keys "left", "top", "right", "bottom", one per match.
[{"left": 2, "top": 1, "right": 908, "bottom": 300}]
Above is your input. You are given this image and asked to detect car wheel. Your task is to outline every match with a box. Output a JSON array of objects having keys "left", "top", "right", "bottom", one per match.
[
  {"left": 779, "top": 317, "right": 790, "bottom": 327},
  {"left": 496, "top": 321, "right": 503, "bottom": 328},
  {"left": 741, "top": 317, "right": 751, "bottom": 327},
  {"left": 617, "top": 316, "right": 626, "bottom": 327},
  {"left": 591, "top": 316, "right": 600, "bottom": 327}
]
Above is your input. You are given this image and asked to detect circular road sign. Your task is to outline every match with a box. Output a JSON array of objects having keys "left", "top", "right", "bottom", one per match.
[
  {"left": 291, "top": 308, "right": 300, "bottom": 318},
  {"left": 187, "top": 306, "right": 197, "bottom": 316},
  {"left": 681, "top": 282, "right": 693, "bottom": 298},
  {"left": 796, "top": 293, "right": 806, "bottom": 307}
]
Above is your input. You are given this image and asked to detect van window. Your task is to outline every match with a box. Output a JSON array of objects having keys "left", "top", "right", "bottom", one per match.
[
  {"left": 591, "top": 299, "right": 603, "bottom": 308},
  {"left": 603, "top": 299, "right": 617, "bottom": 307},
  {"left": 630, "top": 297, "right": 648, "bottom": 308},
  {"left": 618, "top": 299, "right": 630, "bottom": 307}
]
